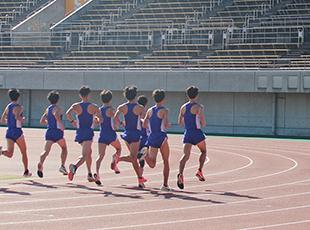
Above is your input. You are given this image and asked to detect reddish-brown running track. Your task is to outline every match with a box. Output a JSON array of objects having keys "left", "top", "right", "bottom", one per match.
[{"left": 0, "top": 128, "right": 309, "bottom": 230}]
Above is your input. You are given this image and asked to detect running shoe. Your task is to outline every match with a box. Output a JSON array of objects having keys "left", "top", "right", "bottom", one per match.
[
  {"left": 160, "top": 185, "right": 172, "bottom": 192},
  {"left": 37, "top": 170, "right": 43, "bottom": 178},
  {"left": 68, "top": 164, "right": 77, "bottom": 181},
  {"left": 137, "top": 148, "right": 147, "bottom": 168},
  {"left": 138, "top": 177, "right": 146, "bottom": 188},
  {"left": 93, "top": 173, "right": 102, "bottom": 186},
  {"left": 111, "top": 154, "right": 120, "bottom": 174},
  {"left": 59, "top": 165, "right": 68, "bottom": 175},
  {"left": 195, "top": 169, "right": 206, "bottom": 182},
  {"left": 177, "top": 173, "right": 184, "bottom": 189},
  {"left": 87, "top": 173, "right": 95, "bottom": 182},
  {"left": 23, "top": 169, "right": 32, "bottom": 177},
  {"left": 140, "top": 176, "right": 147, "bottom": 183},
  {"left": 37, "top": 163, "right": 43, "bottom": 178}
]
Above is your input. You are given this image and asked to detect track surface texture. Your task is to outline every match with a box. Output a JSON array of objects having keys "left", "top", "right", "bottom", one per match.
[{"left": 0, "top": 128, "right": 309, "bottom": 230}]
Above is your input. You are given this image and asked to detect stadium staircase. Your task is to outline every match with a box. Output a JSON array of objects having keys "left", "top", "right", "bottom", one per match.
[
  {"left": 0, "top": 0, "right": 62, "bottom": 68},
  {"left": 0, "top": 0, "right": 51, "bottom": 31}
]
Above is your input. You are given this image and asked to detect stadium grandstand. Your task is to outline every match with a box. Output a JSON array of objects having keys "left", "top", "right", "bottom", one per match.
[{"left": 0, "top": 0, "right": 308, "bottom": 68}]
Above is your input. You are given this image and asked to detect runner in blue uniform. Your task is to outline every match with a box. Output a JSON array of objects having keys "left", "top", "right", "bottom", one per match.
[
  {"left": 0, "top": 89, "right": 32, "bottom": 177},
  {"left": 143, "top": 89, "right": 171, "bottom": 191},
  {"left": 177, "top": 86, "right": 207, "bottom": 189},
  {"left": 136, "top": 95, "right": 149, "bottom": 169},
  {"left": 94, "top": 89, "right": 122, "bottom": 186},
  {"left": 66, "top": 86, "right": 101, "bottom": 182},
  {"left": 37, "top": 91, "right": 68, "bottom": 178},
  {"left": 114, "top": 86, "right": 147, "bottom": 188}
]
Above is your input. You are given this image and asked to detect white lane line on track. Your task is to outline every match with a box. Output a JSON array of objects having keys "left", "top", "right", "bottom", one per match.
[
  {"left": 0, "top": 149, "right": 251, "bottom": 202},
  {"left": 240, "top": 219, "right": 310, "bottom": 230},
  {"left": 0, "top": 144, "right": 296, "bottom": 204},
  {"left": 90, "top": 204, "right": 310, "bottom": 230},
  {"left": 218, "top": 143, "right": 310, "bottom": 157},
  {"left": 0, "top": 144, "right": 297, "bottom": 212},
  {"left": 0, "top": 140, "right": 304, "bottom": 225},
  {"left": 1, "top": 176, "right": 310, "bottom": 216},
  {"left": 0, "top": 145, "right": 199, "bottom": 187},
  {"left": 0, "top": 143, "right": 298, "bottom": 211},
  {"left": 0, "top": 138, "right": 298, "bottom": 190},
  {"left": 1, "top": 190, "right": 310, "bottom": 226}
]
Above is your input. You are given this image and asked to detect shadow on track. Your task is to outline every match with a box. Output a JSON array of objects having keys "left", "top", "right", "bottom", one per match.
[
  {"left": 64, "top": 183, "right": 143, "bottom": 199},
  {"left": 0, "top": 188, "right": 31, "bottom": 196},
  {"left": 11, "top": 180, "right": 58, "bottom": 189},
  {"left": 118, "top": 186, "right": 225, "bottom": 204},
  {"left": 205, "top": 190, "right": 261, "bottom": 199}
]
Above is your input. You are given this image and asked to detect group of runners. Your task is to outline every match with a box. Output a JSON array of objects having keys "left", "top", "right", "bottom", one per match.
[{"left": 0, "top": 85, "right": 207, "bottom": 191}]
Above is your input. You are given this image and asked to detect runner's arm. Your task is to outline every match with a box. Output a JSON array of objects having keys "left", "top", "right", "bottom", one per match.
[
  {"left": 199, "top": 105, "right": 206, "bottom": 127},
  {"left": 0, "top": 107, "right": 8, "bottom": 124},
  {"left": 66, "top": 104, "right": 77, "bottom": 127},
  {"left": 178, "top": 106, "right": 185, "bottom": 127},
  {"left": 113, "top": 105, "right": 122, "bottom": 130},
  {"left": 142, "top": 109, "right": 151, "bottom": 129},
  {"left": 15, "top": 105, "right": 25, "bottom": 123},
  {"left": 163, "top": 109, "right": 171, "bottom": 129},
  {"left": 40, "top": 109, "right": 48, "bottom": 125},
  {"left": 53, "top": 107, "right": 65, "bottom": 131}
]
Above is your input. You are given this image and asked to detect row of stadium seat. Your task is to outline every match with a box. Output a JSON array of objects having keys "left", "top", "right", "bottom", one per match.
[{"left": 0, "top": 0, "right": 309, "bottom": 68}]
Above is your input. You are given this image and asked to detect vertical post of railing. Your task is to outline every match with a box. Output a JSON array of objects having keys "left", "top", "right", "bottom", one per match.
[
  {"left": 20, "top": 4, "right": 23, "bottom": 16},
  {"left": 12, "top": 9, "right": 16, "bottom": 20},
  {"left": 26, "top": 0, "right": 29, "bottom": 11}
]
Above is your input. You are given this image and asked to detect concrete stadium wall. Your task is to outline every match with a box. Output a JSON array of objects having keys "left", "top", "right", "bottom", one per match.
[{"left": 0, "top": 69, "right": 309, "bottom": 137}]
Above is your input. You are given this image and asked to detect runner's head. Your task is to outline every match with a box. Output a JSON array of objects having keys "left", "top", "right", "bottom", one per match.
[
  {"left": 47, "top": 90, "right": 60, "bottom": 105},
  {"left": 100, "top": 89, "right": 113, "bottom": 104},
  {"left": 79, "top": 86, "right": 91, "bottom": 100},
  {"left": 123, "top": 86, "right": 137, "bottom": 102},
  {"left": 152, "top": 89, "right": 165, "bottom": 104},
  {"left": 137, "top": 95, "right": 148, "bottom": 108},
  {"left": 186, "top": 86, "right": 199, "bottom": 100},
  {"left": 8, "top": 88, "right": 20, "bottom": 102}
]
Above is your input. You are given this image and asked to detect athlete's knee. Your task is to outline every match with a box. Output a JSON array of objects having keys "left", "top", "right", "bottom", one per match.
[
  {"left": 200, "top": 149, "right": 207, "bottom": 156},
  {"left": 181, "top": 154, "right": 190, "bottom": 162},
  {"left": 130, "top": 155, "right": 137, "bottom": 161},
  {"left": 129, "top": 152, "right": 137, "bottom": 159},
  {"left": 6, "top": 151, "right": 13, "bottom": 158},
  {"left": 115, "top": 148, "right": 121, "bottom": 155},
  {"left": 97, "top": 153, "right": 104, "bottom": 161},
  {"left": 20, "top": 149, "right": 28, "bottom": 156},
  {"left": 61, "top": 146, "right": 68, "bottom": 152},
  {"left": 40, "top": 151, "right": 49, "bottom": 158}
]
